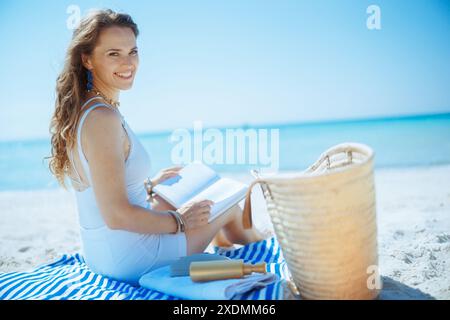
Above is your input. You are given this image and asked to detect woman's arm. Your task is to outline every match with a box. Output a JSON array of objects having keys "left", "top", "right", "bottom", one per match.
[{"left": 82, "top": 107, "right": 177, "bottom": 234}]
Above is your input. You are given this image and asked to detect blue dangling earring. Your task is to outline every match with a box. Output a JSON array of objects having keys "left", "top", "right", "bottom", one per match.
[{"left": 86, "top": 69, "right": 93, "bottom": 91}]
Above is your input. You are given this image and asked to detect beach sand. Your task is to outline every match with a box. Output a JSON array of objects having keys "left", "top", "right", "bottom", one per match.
[{"left": 1, "top": 165, "right": 449, "bottom": 299}]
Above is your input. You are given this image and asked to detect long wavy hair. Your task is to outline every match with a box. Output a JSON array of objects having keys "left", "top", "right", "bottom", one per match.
[{"left": 46, "top": 9, "right": 139, "bottom": 189}]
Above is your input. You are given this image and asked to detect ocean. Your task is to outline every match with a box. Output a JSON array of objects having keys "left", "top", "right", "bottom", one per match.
[{"left": 1, "top": 113, "right": 449, "bottom": 192}]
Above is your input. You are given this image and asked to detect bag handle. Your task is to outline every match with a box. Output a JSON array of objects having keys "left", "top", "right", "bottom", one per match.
[{"left": 242, "top": 178, "right": 271, "bottom": 229}]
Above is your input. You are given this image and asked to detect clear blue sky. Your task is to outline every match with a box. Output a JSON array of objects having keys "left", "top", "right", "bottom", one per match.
[{"left": 0, "top": 0, "right": 449, "bottom": 141}]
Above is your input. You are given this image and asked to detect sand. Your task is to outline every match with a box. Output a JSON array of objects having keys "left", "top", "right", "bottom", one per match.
[{"left": 1, "top": 165, "right": 449, "bottom": 299}]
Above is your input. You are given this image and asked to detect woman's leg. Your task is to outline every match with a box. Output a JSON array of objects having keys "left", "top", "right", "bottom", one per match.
[
  {"left": 211, "top": 228, "right": 234, "bottom": 247},
  {"left": 184, "top": 204, "right": 266, "bottom": 255},
  {"left": 152, "top": 195, "right": 265, "bottom": 255},
  {"left": 213, "top": 205, "right": 265, "bottom": 245}
]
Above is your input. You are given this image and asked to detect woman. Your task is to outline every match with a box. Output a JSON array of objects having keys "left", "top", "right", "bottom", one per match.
[{"left": 48, "top": 9, "right": 264, "bottom": 285}]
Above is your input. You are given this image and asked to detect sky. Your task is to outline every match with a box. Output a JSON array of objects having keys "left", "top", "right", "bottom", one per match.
[{"left": 0, "top": 0, "right": 449, "bottom": 141}]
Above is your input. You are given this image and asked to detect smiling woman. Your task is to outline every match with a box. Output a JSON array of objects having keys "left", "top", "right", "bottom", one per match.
[
  {"left": 45, "top": 8, "right": 264, "bottom": 285},
  {"left": 82, "top": 26, "right": 139, "bottom": 96}
]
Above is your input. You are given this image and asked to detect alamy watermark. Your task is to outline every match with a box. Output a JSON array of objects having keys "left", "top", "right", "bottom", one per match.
[
  {"left": 169, "top": 121, "right": 280, "bottom": 173},
  {"left": 367, "top": 265, "right": 383, "bottom": 290},
  {"left": 67, "top": 4, "right": 382, "bottom": 31},
  {"left": 367, "top": 4, "right": 381, "bottom": 30},
  {"left": 66, "top": 4, "right": 81, "bottom": 30}
]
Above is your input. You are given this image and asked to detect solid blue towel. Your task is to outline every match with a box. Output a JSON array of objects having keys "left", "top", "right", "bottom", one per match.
[{"left": 139, "top": 264, "right": 279, "bottom": 300}]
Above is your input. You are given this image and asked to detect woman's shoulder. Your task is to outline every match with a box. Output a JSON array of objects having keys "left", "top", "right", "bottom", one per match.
[
  {"left": 79, "top": 107, "right": 128, "bottom": 166},
  {"left": 82, "top": 106, "right": 123, "bottom": 136},
  {"left": 79, "top": 97, "right": 122, "bottom": 127},
  {"left": 78, "top": 100, "right": 125, "bottom": 147}
]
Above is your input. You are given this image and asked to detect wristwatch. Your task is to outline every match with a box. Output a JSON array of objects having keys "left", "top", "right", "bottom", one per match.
[{"left": 144, "top": 177, "right": 154, "bottom": 203}]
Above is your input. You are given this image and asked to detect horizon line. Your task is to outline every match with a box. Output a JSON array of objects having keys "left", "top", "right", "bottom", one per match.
[{"left": 1, "top": 110, "right": 449, "bottom": 144}]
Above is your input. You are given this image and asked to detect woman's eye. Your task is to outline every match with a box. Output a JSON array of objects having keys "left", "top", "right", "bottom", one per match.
[
  {"left": 130, "top": 50, "right": 138, "bottom": 56},
  {"left": 109, "top": 52, "right": 119, "bottom": 57}
]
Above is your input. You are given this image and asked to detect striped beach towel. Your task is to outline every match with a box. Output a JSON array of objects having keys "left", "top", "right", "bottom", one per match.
[{"left": 0, "top": 237, "right": 291, "bottom": 300}]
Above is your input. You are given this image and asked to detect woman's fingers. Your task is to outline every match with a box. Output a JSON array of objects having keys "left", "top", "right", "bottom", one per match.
[
  {"left": 155, "top": 171, "right": 180, "bottom": 184},
  {"left": 179, "top": 199, "right": 214, "bottom": 229},
  {"left": 197, "top": 200, "right": 214, "bottom": 207},
  {"left": 194, "top": 214, "right": 210, "bottom": 226},
  {"left": 196, "top": 210, "right": 211, "bottom": 219},
  {"left": 190, "top": 206, "right": 211, "bottom": 216},
  {"left": 164, "top": 171, "right": 180, "bottom": 177},
  {"left": 163, "top": 173, "right": 178, "bottom": 179},
  {"left": 192, "top": 214, "right": 211, "bottom": 228},
  {"left": 187, "top": 208, "right": 210, "bottom": 223},
  {"left": 163, "top": 166, "right": 183, "bottom": 173}
]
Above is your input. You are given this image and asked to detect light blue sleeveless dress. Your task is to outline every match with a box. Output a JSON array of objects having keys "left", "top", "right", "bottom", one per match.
[{"left": 68, "top": 96, "right": 187, "bottom": 285}]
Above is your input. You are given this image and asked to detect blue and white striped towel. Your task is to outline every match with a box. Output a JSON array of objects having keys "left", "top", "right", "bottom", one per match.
[{"left": 0, "top": 237, "right": 291, "bottom": 300}]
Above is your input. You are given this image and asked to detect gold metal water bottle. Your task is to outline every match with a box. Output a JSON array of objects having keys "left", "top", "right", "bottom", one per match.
[{"left": 189, "top": 259, "right": 266, "bottom": 282}]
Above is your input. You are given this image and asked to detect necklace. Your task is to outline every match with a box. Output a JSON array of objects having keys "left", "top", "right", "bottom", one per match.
[{"left": 89, "top": 86, "right": 120, "bottom": 108}]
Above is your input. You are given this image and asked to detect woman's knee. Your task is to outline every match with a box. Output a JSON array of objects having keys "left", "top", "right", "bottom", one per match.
[
  {"left": 184, "top": 205, "right": 241, "bottom": 255},
  {"left": 222, "top": 204, "right": 241, "bottom": 224}
]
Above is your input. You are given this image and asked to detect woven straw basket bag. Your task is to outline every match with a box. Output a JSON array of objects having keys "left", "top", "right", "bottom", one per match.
[{"left": 242, "top": 142, "right": 381, "bottom": 300}]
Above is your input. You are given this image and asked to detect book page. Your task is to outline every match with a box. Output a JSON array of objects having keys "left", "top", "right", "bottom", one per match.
[
  {"left": 182, "top": 178, "right": 248, "bottom": 222},
  {"left": 152, "top": 163, "right": 218, "bottom": 208}
]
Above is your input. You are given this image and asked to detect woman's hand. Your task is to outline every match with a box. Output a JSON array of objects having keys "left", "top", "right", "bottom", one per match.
[
  {"left": 151, "top": 166, "right": 183, "bottom": 186},
  {"left": 177, "top": 200, "right": 214, "bottom": 230}
]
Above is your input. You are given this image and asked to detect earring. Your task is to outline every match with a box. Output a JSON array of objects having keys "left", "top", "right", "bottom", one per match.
[{"left": 86, "top": 69, "right": 93, "bottom": 91}]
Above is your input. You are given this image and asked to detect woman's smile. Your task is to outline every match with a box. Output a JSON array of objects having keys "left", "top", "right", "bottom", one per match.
[{"left": 114, "top": 71, "right": 133, "bottom": 80}]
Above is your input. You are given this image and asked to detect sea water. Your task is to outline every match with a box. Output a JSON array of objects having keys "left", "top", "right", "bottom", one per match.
[{"left": 1, "top": 113, "right": 449, "bottom": 191}]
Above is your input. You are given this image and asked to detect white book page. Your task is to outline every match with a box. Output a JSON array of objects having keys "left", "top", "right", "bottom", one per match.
[
  {"left": 182, "top": 178, "right": 248, "bottom": 222},
  {"left": 152, "top": 163, "right": 218, "bottom": 208}
]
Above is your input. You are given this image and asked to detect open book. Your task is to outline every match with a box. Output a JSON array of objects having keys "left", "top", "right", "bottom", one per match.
[{"left": 152, "top": 163, "right": 248, "bottom": 223}]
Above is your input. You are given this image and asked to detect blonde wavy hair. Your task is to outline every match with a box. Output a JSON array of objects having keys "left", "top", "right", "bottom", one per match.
[{"left": 46, "top": 9, "right": 139, "bottom": 189}]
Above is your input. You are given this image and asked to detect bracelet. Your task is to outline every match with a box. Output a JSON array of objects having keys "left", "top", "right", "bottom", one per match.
[
  {"left": 167, "top": 210, "right": 181, "bottom": 234},
  {"left": 167, "top": 210, "right": 185, "bottom": 233},
  {"left": 176, "top": 210, "right": 186, "bottom": 233}
]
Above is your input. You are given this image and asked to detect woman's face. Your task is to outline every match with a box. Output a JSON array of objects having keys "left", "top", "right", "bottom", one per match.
[{"left": 83, "top": 26, "right": 139, "bottom": 92}]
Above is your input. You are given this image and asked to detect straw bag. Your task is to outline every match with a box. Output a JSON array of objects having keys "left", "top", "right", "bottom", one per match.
[{"left": 242, "top": 142, "right": 381, "bottom": 300}]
